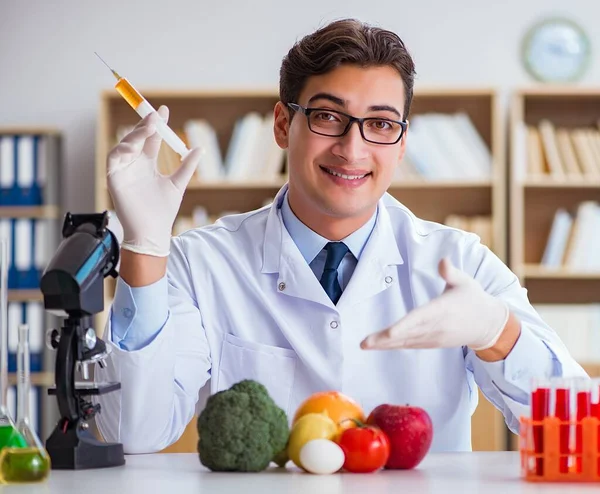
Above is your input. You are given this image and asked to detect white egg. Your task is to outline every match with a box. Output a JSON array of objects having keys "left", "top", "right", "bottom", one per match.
[{"left": 299, "top": 439, "right": 345, "bottom": 475}]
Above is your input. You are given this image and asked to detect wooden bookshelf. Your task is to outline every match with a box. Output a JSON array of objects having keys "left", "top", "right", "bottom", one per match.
[
  {"left": 96, "top": 87, "right": 506, "bottom": 452},
  {"left": 509, "top": 88, "right": 600, "bottom": 301}
]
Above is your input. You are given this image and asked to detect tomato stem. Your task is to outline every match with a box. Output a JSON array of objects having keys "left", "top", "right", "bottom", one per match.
[{"left": 339, "top": 417, "right": 366, "bottom": 428}]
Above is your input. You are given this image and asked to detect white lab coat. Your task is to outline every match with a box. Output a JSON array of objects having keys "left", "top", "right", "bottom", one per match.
[{"left": 94, "top": 184, "right": 586, "bottom": 454}]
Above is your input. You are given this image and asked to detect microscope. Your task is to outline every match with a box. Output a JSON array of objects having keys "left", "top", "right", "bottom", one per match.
[{"left": 40, "top": 211, "right": 125, "bottom": 469}]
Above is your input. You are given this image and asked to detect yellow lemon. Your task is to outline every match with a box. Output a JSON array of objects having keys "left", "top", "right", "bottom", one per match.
[{"left": 287, "top": 412, "right": 339, "bottom": 470}]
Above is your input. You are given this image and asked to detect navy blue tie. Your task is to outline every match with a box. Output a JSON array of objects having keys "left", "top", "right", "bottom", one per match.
[{"left": 319, "top": 242, "right": 349, "bottom": 304}]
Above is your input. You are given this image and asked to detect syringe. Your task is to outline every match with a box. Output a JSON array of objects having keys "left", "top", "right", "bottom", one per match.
[{"left": 95, "top": 52, "right": 190, "bottom": 158}]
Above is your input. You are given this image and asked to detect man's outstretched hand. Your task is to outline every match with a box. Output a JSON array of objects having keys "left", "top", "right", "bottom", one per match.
[{"left": 361, "top": 258, "right": 517, "bottom": 357}]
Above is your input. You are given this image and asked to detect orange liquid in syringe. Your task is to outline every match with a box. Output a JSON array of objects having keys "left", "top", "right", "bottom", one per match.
[{"left": 115, "top": 78, "right": 144, "bottom": 109}]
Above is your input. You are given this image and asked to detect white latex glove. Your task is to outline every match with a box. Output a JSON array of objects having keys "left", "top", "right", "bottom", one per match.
[
  {"left": 107, "top": 106, "right": 203, "bottom": 257},
  {"left": 361, "top": 257, "right": 510, "bottom": 351}
]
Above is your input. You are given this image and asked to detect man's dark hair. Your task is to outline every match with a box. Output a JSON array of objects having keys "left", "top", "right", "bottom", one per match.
[{"left": 279, "top": 18, "right": 416, "bottom": 120}]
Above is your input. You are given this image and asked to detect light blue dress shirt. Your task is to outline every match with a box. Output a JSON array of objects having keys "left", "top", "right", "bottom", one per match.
[{"left": 110, "top": 193, "right": 377, "bottom": 351}]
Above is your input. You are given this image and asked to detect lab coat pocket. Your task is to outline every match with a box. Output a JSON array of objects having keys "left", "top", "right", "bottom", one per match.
[{"left": 218, "top": 333, "right": 297, "bottom": 416}]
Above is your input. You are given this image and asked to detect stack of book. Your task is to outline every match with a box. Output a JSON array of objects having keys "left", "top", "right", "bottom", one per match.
[
  {"left": 116, "top": 112, "right": 286, "bottom": 183},
  {"left": 396, "top": 112, "right": 492, "bottom": 181},
  {"left": 523, "top": 120, "right": 600, "bottom": 180},
  {"left": 116, "top": 111, "right": 492, "bottom": 184},
  {"left": 541, "top": 201, "right": 600, "bottom": 271}
]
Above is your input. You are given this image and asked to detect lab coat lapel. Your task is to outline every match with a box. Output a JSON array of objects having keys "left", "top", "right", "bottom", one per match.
[
  {"left": 277, "top": 234, "right": 335, "bottom": 306},
  {"left": 260, "top": 184, "right": 287, "bottom": 275},
  {"left": 261, "top": 184, "right": 334, "bottom": 307},
  {"left": 337, "top": 201, "right": 404, "bottom": 309}
]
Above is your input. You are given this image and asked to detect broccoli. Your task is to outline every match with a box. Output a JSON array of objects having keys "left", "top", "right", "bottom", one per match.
[{"left": 197, "top": 379, "right": 290, "bottom": 472}]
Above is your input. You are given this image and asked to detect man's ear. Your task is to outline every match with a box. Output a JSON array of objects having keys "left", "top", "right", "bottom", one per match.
[{"left": 273, "top": 101, "right": 290, "bottom": 149}]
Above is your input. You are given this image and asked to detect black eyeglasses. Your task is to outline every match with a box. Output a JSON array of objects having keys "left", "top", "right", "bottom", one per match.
[{"left": 287, "top": 103, "right": 407, "bottom": 145}]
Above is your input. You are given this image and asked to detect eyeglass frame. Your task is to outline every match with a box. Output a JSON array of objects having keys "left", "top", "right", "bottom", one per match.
[{"left": 287, "top": 102, "right": 408, "bottom": 145}]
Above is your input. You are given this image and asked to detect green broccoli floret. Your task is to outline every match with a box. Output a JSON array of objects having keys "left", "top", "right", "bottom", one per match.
[{"left": 197, "top": 379, "right": 290, "bottom": 472}]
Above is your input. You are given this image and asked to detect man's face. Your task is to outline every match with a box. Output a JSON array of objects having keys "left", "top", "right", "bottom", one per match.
[{"left": 274, "top": 64, "right": 408, "bottom": 231}]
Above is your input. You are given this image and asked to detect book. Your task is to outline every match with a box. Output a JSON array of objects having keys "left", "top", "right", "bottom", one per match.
[{"left": 541, "top": 208, "right": 573, "bottom": 268}]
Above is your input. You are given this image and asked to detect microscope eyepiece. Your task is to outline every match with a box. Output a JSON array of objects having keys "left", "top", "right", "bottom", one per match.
[{"left": 40, "top": 211, "right": 119, "bottom": 317}]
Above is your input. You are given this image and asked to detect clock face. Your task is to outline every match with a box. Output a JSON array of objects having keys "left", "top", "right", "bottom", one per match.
[{"left": 522, "top": 18, "right": 591, "bottom": 82}]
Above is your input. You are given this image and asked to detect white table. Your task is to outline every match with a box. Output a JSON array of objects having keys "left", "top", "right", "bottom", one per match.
[{"left": 3, "top": 452, "right": 599, "bottom": 493}]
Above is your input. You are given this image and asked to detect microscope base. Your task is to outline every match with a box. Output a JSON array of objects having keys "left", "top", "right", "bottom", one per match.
[{"left": 46, "top": 423, "right": 125, "bottom": 470}]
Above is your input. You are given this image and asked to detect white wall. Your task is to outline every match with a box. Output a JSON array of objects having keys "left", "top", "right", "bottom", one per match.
[{"left": 0, "top": 0, "right": 598, "bottom": 211}]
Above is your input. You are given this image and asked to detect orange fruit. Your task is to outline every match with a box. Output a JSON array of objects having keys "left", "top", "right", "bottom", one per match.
[{"left": 293, "top": 391, "right": 365, "bottom": 432}]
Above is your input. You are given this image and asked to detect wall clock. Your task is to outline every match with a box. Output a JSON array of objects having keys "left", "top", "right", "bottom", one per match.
[{"left": 522, "top": 17, "right": 591, "bottom": 83}]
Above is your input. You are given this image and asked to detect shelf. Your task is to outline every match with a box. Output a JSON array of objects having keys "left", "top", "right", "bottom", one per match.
[
  {"left": 103, "top": 178, "right": 493, "bottom": 192},
  {"left": 8, "top": 372, "right": 54, "bottom": 387},
  {"left": 522, "top": 264, "right": 600, "bottom": 280},
  {"left": 524, "top": 277, "right": 600, "bottom": 304},
  {"left": 186, "top": 178, "right": 286, "bottom": 190},
  {"left": 0, "top": 205, "right": 61, "bottom": 219},
  {"left": 389, "top": 179, "right": 492, "bottom": 189},
  {"left": 521, "top": 267, "right": 600, "bottom": 304},
  {"left": 7, "top": 289, "right": 43, "bottom": 302},
  {"left": 522, "top": 177, "right": 600, "bottom": 189},
  {"left": 510, "top": 89, "right": 600, "bottom": 291},
  {"left": 0, "top": 127, "right": 61, "bottom": 135},
  {"left": 100, "top": 88, "right": 281, "bottom": 100},
  {"left": 515, "top": 87, "right": 600, "bottom": 97}
]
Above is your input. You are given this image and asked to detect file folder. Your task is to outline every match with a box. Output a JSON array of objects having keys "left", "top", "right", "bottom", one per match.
[
  {"left": 14, "top": 219, "right": 38, "bottom": 289},
  {"left": 26, "top": 301, "right": 44, "bottom": 372},
  {"left": 16, "top": 135, "right": 40, "bottom": 206},
  {"left": 0, "top": 136, "right": 15, "bottom": 205}
]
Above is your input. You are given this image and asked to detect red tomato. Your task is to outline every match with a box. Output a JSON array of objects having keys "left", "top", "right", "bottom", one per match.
[{"left": 336, "top": 424, "right": 390, "bottom": 473}]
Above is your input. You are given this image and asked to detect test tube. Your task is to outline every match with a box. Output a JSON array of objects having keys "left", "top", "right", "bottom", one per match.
[
  {"left": 592, "top": 378, "right": 600, "bottom": 418},
  {"left": 531, "top": 377, "right": 550, "bottom": 476},
  {"left": 590, "top": 378, "right": 600, "bottom": 477},
  {"left": 553, "top": 377, "right": 571, "bottom": 474},
  {"left": 574, "top": 378, "right": 592, "bottom": 473}
]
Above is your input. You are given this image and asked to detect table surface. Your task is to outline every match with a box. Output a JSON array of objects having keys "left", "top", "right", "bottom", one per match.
[{"left": 3, "top": 452, "right": 600, "bottom": 493}]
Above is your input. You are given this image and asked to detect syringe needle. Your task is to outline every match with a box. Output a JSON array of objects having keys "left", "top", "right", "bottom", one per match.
[{"left": 94, "top": 52, "right": 121, "bottom": 80}]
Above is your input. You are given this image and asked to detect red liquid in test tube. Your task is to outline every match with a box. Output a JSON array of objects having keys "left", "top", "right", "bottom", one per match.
[
  {"left": 531, "top": 377, "right": 550, "bottom": 476},
  {"left": 553, "top": 378, "right": 571, "bottom": 474},
  {"left": 591, "top": 379, "right": 600, "bottom": 476},
  {"left": 575, "top": 379, "right": 591, "bottom": 473}
]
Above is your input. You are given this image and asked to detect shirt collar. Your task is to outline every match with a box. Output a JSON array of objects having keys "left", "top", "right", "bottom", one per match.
[{"left": 280, "top": 190, "right": 377, "bottom": 264}]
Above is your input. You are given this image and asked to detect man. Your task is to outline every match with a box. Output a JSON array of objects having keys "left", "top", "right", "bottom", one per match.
[{"left": 95, "top": 18, "right": 586, "bottom": 454}]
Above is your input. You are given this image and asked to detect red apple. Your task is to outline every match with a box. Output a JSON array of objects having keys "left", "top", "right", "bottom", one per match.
[{"left": 366, "top": 404, "right": 433, "bottom": 469}]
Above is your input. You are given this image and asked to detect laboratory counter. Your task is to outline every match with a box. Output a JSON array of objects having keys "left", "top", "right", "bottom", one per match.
[{"left": 3, "top": 451, "right": 599, "bottom": 493}]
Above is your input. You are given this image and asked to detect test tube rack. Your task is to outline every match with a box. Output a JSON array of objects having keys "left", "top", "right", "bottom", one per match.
[{"left": 520, "top": 415, "right": 600, "bottom": 482}]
